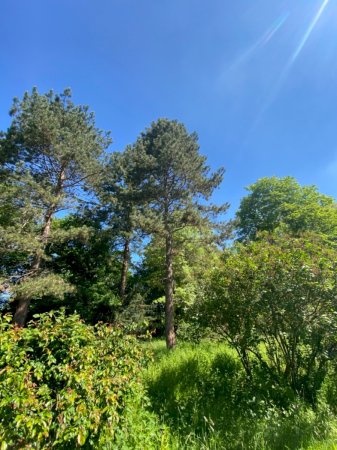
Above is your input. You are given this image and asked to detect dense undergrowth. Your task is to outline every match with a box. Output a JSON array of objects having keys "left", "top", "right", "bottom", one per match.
[
  {"left": 143, "top": 340, "right": 337, "bottom": 450},
  {"left": 2, "top": 312, "right": 337, "bottom": 449}
]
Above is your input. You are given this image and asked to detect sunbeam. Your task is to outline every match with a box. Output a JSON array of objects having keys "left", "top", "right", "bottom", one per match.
[
  {"left": 252, "top": 0, "right": 331, "bottom": 129},
  {"left": 289, "top": 0, "right": 330, "bottom": 66}
]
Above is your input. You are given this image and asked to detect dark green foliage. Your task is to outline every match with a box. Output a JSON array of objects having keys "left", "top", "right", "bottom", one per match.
[
  {"left": 98, "top": 149, "right": 147, "bottom": 301},
  {"left": 3, "top": 86, "right": 337, "bottom": 449},
  {"left": 132, "top": 119, "right": 228, "bottom": 347},
  {"left": 6, "top": 87, "right": 110, "bottom": 175},
  {"left": 1, "top": 88, "right": 111, "bottom": 325},
  {"left": 116, "top": 293, "right": 159, "bottom": 335},
  {"left": 133, "top": 119, "right": 227, "bottom": 237},
  {"left": 0, "top": 311, "right": 165, "bottom": 449},
  {"left": 44, "top": 214, "right": 121, "bottom": 323},
  {"left": 136, "top": 228, "right": 222, "bottom": 336}
]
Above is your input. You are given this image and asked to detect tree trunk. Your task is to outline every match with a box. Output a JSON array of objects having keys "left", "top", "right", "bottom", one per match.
[
  {"left": 13, "top": 209, "right": 55, "bottom": 327},
  {"left": 13, "top": 169, "right": 65, "bottom": 327},
  {"left": 119, "top": 238, "right": 130, "bottom": 303},
  {"left": 13, "top": 296, "right": 31, "bottom": 327},
  {"left": 32, "top": 208, "right": 54, "bottom": 269},
  {"left": 165, "top": 233, "right": 176, "bottom": 349}
]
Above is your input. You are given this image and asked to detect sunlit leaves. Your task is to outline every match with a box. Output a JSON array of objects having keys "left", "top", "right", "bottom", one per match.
[
  {"left": 200, "top": 233, "right": 337, "bottom": 399},
  {"left": 0, "top": 311, "right": 149, "bottom": 448}
]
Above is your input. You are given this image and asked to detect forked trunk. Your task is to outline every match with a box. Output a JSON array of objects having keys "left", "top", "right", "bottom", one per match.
[
  {"left": 13, "top": 210, "right": 55, "bottom": 327},
  {"left": 13, "top": 168, "right": 65, "bottom": 326},
  {"left": 165, "top": 233, "right": 176, "bottom": 349}
]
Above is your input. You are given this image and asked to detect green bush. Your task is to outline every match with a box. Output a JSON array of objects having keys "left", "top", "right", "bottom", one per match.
[
  {"left": 199, "top": 233, "right": 337, "bottom": 402},
  {"left": 0, "top": 311, "right": 165, "bottom": 449}
]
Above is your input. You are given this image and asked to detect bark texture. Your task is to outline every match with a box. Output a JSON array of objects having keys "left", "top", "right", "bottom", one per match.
[{"left": 119, "top": 238, "right": 130, "bottom": 303}]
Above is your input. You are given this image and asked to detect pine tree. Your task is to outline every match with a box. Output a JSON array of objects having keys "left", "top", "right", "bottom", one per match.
[
  {"left": 133, "top": 119, "right": 227, "bottom": 348},
  {"left": 1, "top": 88, "right": 111, "bottom": 325},
  {"left": 99, "top": 148, "right": 145, "bottom": 303}
]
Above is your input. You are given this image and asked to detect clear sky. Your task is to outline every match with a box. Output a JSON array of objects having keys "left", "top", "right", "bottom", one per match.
[{"left": 1, "top": 0, "right": 337, "bottom": 217}]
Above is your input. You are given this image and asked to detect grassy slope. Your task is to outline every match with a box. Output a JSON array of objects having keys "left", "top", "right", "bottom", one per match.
[{"left": 141, "top": 340, "right": 337, "bottom": 450}]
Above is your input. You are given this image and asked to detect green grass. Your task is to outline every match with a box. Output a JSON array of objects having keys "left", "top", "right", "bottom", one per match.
[{"left": 141, "top": 340, "right": 337, "bottom": 450}]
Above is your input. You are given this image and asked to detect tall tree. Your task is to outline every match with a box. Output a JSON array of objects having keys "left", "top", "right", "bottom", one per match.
[
  {"left": 99, "top": 149, "right": 144, "bottom": 303},
  {"left": 236, "top": 176, "right": 337, "bottom": 241},
  {"left": 133, "top": 119, "right": 227, "bottom": 348},
  {"left": 1, "top": 88, "right": 111, "bottom": 325}
]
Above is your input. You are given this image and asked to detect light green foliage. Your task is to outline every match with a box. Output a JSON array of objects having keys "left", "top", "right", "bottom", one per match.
[
  {"left": 0, "top": 311, "right": 165, "bottom": 449},
  {"left": 14, "top": 273, "right": 74, "bottom": 300},
  {"left": 237, "top": 177, "right": 337, "bottom": 241},
  {"left": 3, "top": 88, "right": 337, "bottom": 449},
  {"left": 199, "top": 233, "right": 337, "bottom": 400},
  {"left": 138, "top": 228, "right": 222, "bottom": 333}
]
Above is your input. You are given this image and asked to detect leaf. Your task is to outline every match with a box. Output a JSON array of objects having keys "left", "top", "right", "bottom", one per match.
[{"left": 77, "top": 430, "right": 87, "bottom": 446}]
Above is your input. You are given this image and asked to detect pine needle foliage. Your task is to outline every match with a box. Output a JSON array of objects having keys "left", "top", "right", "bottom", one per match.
[{"left": 1, "top": 88, "right": 111, "bottom": 325}]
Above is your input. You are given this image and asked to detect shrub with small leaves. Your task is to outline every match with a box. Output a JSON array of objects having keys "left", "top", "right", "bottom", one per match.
[
  {"left": 199, "top": 232, "right": 337, "bottom": 402},
  {"left": 0, "top": 310, "right": 161, "bottom": 449}
]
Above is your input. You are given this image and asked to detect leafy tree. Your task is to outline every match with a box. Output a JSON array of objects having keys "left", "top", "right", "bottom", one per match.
[
  {"left": 1, "top": 88, "right": 111, "bottom": 325},
  {"left": 200, "top": 232, "right": 337, "bottom": 401},
  {"left": 132, "top": 119, "right": 228, "bottom": 348},
  {"left": 137, "top": 227, "right": 222, "bottom": 334},
  {"left": 236, "top": 177, "right": 337, "bottom": 241}
]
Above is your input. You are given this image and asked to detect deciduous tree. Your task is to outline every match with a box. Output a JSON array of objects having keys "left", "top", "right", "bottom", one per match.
[{"left": 236, "top": 177, "right": 337, "bottom": 241}]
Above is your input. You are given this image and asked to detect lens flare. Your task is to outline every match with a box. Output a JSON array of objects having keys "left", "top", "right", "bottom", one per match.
[{"left": 227, "top": 13, "right": 289, "bottom": 72}]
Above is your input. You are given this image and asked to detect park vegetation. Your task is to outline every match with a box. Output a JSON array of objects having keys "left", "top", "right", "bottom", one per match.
[{"left": 1, "top": 88, "right": 337, "bottom": 448}]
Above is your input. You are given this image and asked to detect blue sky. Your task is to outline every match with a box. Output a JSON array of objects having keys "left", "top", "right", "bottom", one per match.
[{"left": 1, "top": 0, "right": 337, "bottom": 217}]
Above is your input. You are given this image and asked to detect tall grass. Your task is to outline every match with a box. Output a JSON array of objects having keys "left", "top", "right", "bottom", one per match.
[{"left": 142, "top": 340, "right": 337, "bottom": 449}]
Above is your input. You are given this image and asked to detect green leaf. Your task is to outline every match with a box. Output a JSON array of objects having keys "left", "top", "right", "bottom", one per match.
[{"left": 77, "top": 430, "right": 87, "bottom": 446}]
